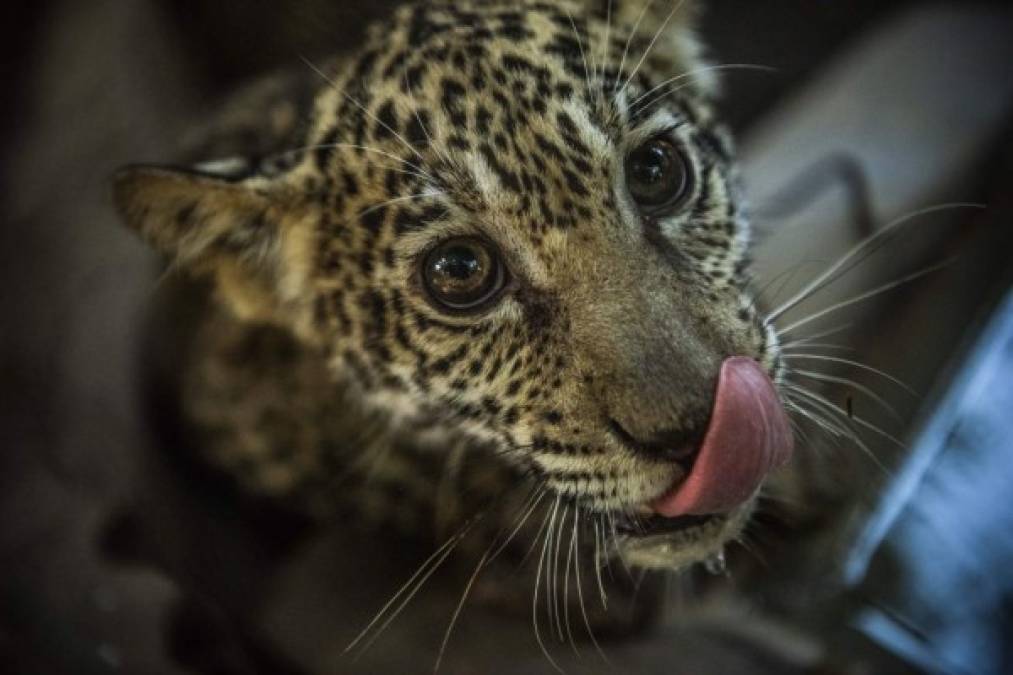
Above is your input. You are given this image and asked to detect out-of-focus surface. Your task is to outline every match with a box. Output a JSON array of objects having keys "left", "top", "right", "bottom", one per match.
[
  {"left": 849, "top": 288, "right": 1013, "bottom": 675},
  {"left": 2, "top": 2, "right": 1012, "bottom": 673}
]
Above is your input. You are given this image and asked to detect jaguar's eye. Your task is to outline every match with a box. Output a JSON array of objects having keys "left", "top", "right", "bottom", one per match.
[
  {"left": 625, "top": 137, "right": 690, "bottom": 213},
  {"left": 422, "top": 237, "right": 506, "bottom": 312}
]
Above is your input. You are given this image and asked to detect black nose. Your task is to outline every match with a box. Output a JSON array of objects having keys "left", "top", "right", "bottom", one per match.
[{"left": 608, "top": 418, "right": 707, "bottom": 466}]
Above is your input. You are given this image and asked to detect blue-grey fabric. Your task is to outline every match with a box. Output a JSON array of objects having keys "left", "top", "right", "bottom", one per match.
[{"left": 847, "top": 288, "right": 1013, "bottom": 675}]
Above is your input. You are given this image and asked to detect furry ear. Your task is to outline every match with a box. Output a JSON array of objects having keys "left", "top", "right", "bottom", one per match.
[
  {"left": 113, "top": 165, "right": 278, "bottom": 267},
  {"left": 113, "top": 164, "right": 308, "bottom": 323}
]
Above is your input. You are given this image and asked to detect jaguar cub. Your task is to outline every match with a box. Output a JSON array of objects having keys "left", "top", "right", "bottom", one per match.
[{"left": 115, "top": 0, "right": 792, "bottom": 642}]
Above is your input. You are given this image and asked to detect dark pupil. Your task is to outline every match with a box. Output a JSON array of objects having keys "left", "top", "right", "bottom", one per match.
[
  {"left": 435, "top": 246, "right": 481, "bottom": 282},
  {"left": 628, "top": 141, "right": 683, "bottom": 206},
  {"left": 425, "top": 241, "right": 495, "bottom": 308}
]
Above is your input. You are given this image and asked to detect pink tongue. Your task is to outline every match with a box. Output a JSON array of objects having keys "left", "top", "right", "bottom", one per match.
[{"left": 650, "top": 357, "right": 793, "bottom": 518}]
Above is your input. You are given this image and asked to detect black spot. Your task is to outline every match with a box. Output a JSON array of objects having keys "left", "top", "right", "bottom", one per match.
[
  {"left": 374, "top": 100, "right": 400, "bottom": 140},
  {"left": 314, "top": 128, "right": 340, "bottom": 170},
  {"left": 475, "top": 106, "right": 493, "bottom": 136},
  {"left": 543, "top": 410, "right": 563, "bottom": 425},
  {"left": 360, "top": 205, "right": 386, "bottom": 233},
  {"left": 440, "top": 77, "right": 469, "bottom": 128},
  {"left": 448, "top": 135, "right": 472, "bottom": 152},
  {"left": 406, "top": 109, "right": 432, "bottom": 148}
]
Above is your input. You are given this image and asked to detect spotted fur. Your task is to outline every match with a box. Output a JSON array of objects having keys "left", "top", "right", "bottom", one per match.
[{"left": 115, "top": 0, "right": 785, "bottom": 607}]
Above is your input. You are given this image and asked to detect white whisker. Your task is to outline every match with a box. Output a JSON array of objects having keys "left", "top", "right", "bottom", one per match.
[
  {"left": 301, "top": 55, "right": 428, "bottom": 166},
  {"left": 433, "top": 544, "right": 492, "bottom": 673},
  {"left": 356, "top": 191, "right": 444, "bottom": 220},
  {"left": 563, "top": 506, "right": 579, "bottom": 655},
  {"left": 532, "top": 496, "right": 563, "bottom": 673},
  {"left": 600, "top": 0, "right": 614, "bottom": 84},
  {"left": 782, "top": 354, "right": 915, "bottom": 395},
  {"left": 564, "top": 8, "right": 593, "bottom": 103},
  {"left": 271, "top": 141, "right": 435, "bottom": 182},
  {"left": 767, "top": 203, "right": 983, "bottom": 324},
  {"left": 573, "top": 509, "right": 609, "bottom": 663},
  {"left": 784, "top": 385, "right": 889, "bottom": 473},
  {"left": 789, "top": 368, "right": 904, "bottom": 423},
  {"left": 778, "top": 323, "right": 855, "bottom": 350},
  {"left": 487, "top": 489, "right": 546, "bottom": 565},
  {"left": 632, "top": 63, "right": 775, "bottom": 110},
  {"left": 346, "top": 516, "right": 479, "bottom": 654},
  {"left": 592, "top": 517, "right": 608, "bottom": 609},
  {"left": 551, "top": 502, "right": 569, "bottom": 642},
  {"left": 778, "top": 258, "right": 954, "bottom": 336},
  {"left": 614, "top": 0, "right": 655, "bottom": 94},
  {"left": 619, "top": 0, "right": 686, "bottom": 99}
]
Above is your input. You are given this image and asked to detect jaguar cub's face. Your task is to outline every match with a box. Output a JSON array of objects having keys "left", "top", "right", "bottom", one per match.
[{"left": 115, "top": 0, "right": 792, "bottom": 570}]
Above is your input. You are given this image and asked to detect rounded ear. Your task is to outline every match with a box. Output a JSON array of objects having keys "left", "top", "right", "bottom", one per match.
[
  {"left": 113, "top": 165, "right": 279, "bottom": 268},
  {"left": 113, "top": 164, "right": 310, "bottom": 323}
]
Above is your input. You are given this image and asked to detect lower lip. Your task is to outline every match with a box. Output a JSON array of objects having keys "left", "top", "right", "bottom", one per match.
[{"left": 617, "top": 512, "right": 717, "bottom": 537}]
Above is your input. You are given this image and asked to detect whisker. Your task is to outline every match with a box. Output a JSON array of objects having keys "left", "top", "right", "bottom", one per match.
[
  {"left": 543, "top": 498, "right": 561, "bottom": 643},
  {"left": 563, "top": 506, "right": 579, "bottom": 655},
  {"left": 518, "top": 494, "right": 557, "bottom": 569},
  {"left": 563, "top": 8, "right": 593, "bottom": 102},
  {"left": 486, "top": 489, "right": 546, "bottom": 565},
  {"left": 619, "top": 0, "right": 686, "bottom": 100},
  {"left": 532, "top": 497, "right": 563, "bottom": 673},
  {"left": 346, "top": 515, "right": 480, "bottom": 654},
  {"left": 784, "top": 397, "right": 861, "bottom": 457},
  {"left": 766, "top": 203, "right": 983, "bottom": 324},
  {"left": 301, "top": 55, "right": 429, "bottom": 166},
  {"left": 551, "top": 503, "right": 569, "bottom": 642},
  {"left": 779, "top": 341, "right": 854, "bottom": 353},
  {"left": 573, "top": 509, "right": 609, "bottom": 663},
  {"left": 793, "top": 382, "right": 908, "bottom": 449},
  {"left": 784, "top": 385, "right": 890, "bottom": 474},
  {"left": 599, "top": 0, "right": 614, "bottom": 84},
  {"left": 614, "top": 0, "right": 655, "bottom": 94},
  {"left": 632, "top": 63, "right": 775, "bottom": 111},
  {"left": 271, "top": 141, "right": 434, "bottom": 182},
  {"left": 750, "top": 262, "right": 817, "bottom": 316},
  {"left": 788, "top": 368, "right": 904, "bottom": 423},
  {"left": 789, "top": 386, "right": 907, "bottom": 457},
  {"left": 785, "top": 388, "right": 862, "bottom": 443},
  {"left": 592, "top": 517, "right": 608, "bottom": 609},
  {"left": 356, "top": 191, "right": 444, "bottom": 220},
  {"left": 400, "top": 66, "right": 456, "bottom": 173},
  {"left": 606, "top": 511, "right": 632, "bottom": 580},
  {"left": 784, "top": 399, "right": 846, "bottom": 445},
  {"left": 433, "top": 545, "right": 492, "bottom": 673},
  {"left": 778, "top": 258, "right": 955, "bottom": 336},
  {"left": 777, "top": 323, "right": 855, "bottom": 350},
  {"left": 782, "top": 354, "right": 916, "bottom": 395}
]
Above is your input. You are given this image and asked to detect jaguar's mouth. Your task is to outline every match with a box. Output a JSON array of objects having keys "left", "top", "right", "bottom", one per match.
[{"left": 611, "top": 357, "right": 793, "bottom": 567}]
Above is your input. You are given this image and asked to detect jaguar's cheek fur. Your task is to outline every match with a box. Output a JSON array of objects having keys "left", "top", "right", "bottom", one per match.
[{"left": 116, "top": 0, "right": 785, "bottom": 583}]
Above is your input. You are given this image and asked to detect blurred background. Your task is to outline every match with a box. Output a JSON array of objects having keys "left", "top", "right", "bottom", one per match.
[{"left": 2, "top": 1, "right": 1012, "bottom": 673}]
